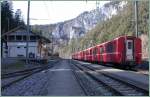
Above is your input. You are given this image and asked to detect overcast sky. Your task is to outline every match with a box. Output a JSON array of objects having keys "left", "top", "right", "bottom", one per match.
[{"left": 12, "top": 1, "right": 109, "bottom": 25}]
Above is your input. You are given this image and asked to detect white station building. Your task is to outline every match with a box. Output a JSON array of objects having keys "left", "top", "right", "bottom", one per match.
[{"left": 2, "top": 26, "right": 51, "bottom": 59}]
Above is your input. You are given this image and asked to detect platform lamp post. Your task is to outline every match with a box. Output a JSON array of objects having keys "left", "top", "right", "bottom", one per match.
[{"left": 26, "top": 0, "right": 30, "bottom": 65}]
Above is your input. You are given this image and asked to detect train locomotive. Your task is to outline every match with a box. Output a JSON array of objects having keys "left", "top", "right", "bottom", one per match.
[{"left": 72, "top": 36, "right": 142, "bottom": 69}]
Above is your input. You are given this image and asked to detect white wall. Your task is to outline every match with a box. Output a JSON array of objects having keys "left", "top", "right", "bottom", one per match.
[
  {"left": 2, "top": 43, "right": 7, "bottom": 58},
  {"left": 7, "top": 42, "right": 38, "bottom": 58}
]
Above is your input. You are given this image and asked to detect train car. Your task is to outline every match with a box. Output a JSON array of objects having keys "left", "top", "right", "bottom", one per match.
[
  {"left": 82, "top": 50, "right": 86, "bottom": 61},
  {"left": 76, "top": 52, "right": 79, "bottom": 60},
  {"left": 78, "top": 51, "right": 82, "bottom": 60},
  {"left": 84, "top": 49, "right": 88, "bottom": 61},
  {"left": 91, "top": 46, "right": 98, "bottom": 62},
  {"left": 81, "top": 51, "right": 85, "bottom": 61},
  {"left": 73, "top": 52, "right": 78, "bottom": 60},
  {"left": 95, "top": 36, "right": 141, "bottom": 68},
  {"left": 86, "top": 47, "right": 93, "bottom": 62},
  {"left": 72, "top": 36, "right": 141, "bottom": 69},
  {"left": 108, "top": 36, "right": 141, "bottom": 68},
  {"left": 72, "top": 53, "right": 75, "bottom": 60}
]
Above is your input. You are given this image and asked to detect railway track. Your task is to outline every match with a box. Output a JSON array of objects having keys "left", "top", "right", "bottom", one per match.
[
  {"left": 71, "top": 63, "right": 89, "bottom": 96},
  {"left": 2, "top": 66, "right": 46, "bottom": 79},
  {"left": 1, "top": 66, "right": 50, "bottom": 90},
  {"left": 71, "top": 62, "right": 123, "bottom": 96},
  {"left": 1, "top": 60, "right": 61, "bottom": 90},
  {"left": 71, "top": 60, "right": 149, "bottom": 96}
]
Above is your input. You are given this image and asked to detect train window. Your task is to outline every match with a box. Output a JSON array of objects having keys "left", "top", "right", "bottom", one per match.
[
  {"left": 128, "top": 42, "right": 132, "bottom": 49},
  {"left": 100, "top": 47, "right": 103, "bottom": 54},
  {"left": 86, "top": 51, "right": 89, "bottom": 55},
  {"left": 90, "top": 50, "right": 92, "bottom": 55},
  {"left": 106, "top": 43, "right": 114, "bottom": 53},
  {"left": 93, "top": 48, "right": 97, "bottom": 55}
]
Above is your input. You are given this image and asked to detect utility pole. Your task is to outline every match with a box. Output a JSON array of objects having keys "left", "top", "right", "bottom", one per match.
[
  {"left": 51, "top": 31, "right": 53, "bottom": 55},
  {"left": 26, "top": 0, "right": 30, "bottom": 65},
  {"left": 96, "top": 0, "right": 100, "bottom": 9},
  {"left": 149, "top": 0, "right": 150, "bottom": 69},
  {"left": 7, "top": 18, "right": 9, "bottom": 31},
  {"left": 135, "top": 1, "right": 138, "bottom": 37}
]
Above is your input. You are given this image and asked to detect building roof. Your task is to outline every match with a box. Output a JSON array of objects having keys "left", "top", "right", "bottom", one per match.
[{"left": 1, "top": 25, "right": 51, "bottom": 43}]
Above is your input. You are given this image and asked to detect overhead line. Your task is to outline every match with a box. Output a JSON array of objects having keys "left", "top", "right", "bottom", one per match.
[{"left": 43, "top": 1, "right": 51, "bottom": 21}]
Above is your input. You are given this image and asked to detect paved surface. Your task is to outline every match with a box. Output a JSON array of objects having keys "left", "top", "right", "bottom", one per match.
[
  {"left": 75, "top": 60, "right": 149, "bottom": 91},
  {"left": 45, "top": 59, "right": 84, "bottom": 96},
  {"left": 2, "top": 59, "right": 85, "bottom": 96}
]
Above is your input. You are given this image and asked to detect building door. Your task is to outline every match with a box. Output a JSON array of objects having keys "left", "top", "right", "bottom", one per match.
[{"left": 9, "top": 46, "right": 17, "bottom": 57}]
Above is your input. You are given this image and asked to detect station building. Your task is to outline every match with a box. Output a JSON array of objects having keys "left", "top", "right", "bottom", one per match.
[{"left": 1, "top": 26, "right": 51, "bottom": 60}]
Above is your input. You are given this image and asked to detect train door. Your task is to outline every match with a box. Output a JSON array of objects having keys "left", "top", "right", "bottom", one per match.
[
  {"left": 100, "top": 46, "right": 103, "bottom": 62},
  {"left": 126, "top": 40, "right": 133, "bottom": 60},
  {"left": 93, "top": 47, "right": 97, "bottom": 62}
]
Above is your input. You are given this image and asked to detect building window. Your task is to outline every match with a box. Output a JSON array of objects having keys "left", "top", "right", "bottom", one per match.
[
  {"left": 30, "top": 36, "right": 36, "bottom": 41},
  {"left": 4, "top": 35, "right": 7, "bottom": 40},
  {"left": 17, "top": 54, "right": 24, "bottom": 57},
  {"left": 23, "top": 36, "right": 27, "bottom": 41},
  {"left": 5, "top": 46, "right": 8, "bottom": 49},
  {"left": 9, "top": 35, "right": 15, "bottom": 41},
  {"left": 16, "top": 35, "right": 22, "bottom": 41},
  {"left": 5, "top": 51, "right": 8, "bottom": 53}
]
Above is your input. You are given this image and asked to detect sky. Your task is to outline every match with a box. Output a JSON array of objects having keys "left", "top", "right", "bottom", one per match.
[{"left": 12, "top": 1, "right": 110, "bottom": 25}]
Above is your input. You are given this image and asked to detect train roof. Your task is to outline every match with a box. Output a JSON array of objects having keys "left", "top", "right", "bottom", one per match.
[
  {"left": 72, "top": 35, "right": 139, "bottom": 54},
  {"left": 97, "top": 35, "right": 138, "bottom": 46}
]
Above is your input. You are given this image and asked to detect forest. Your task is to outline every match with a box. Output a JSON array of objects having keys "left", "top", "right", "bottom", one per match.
[{"left": 60, "top": 1, "right": 149, "bottom": 59}]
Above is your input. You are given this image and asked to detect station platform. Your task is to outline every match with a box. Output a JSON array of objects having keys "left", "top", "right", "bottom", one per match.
[
  {"left": 76, "top": 60, "right": 149, "bottom": 91},
  {"left": 45, "top": 60, "right": 85, "bottom": 96}
]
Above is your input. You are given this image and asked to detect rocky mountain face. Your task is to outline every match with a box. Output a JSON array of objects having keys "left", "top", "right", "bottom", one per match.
[{"left": 32, "top": 1, "right": 127, "bottom": 52}]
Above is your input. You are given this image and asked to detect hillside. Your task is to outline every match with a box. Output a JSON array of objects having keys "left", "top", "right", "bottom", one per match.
[
  {"left": 60, "top": 1, "right": 149, "bottom": 59},
  {"left": 31, "top": 1, "right": 127, "bottom": 50}
]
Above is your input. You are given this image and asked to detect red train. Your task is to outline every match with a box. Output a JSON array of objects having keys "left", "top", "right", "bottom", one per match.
[{"left": 72, "top": 36, "right": 142, "bottom": 69}]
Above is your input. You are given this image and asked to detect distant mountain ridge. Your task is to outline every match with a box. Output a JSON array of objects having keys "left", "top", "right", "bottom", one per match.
[{"left": 32, "top": 1, "right": 127, "bottom": 51}]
